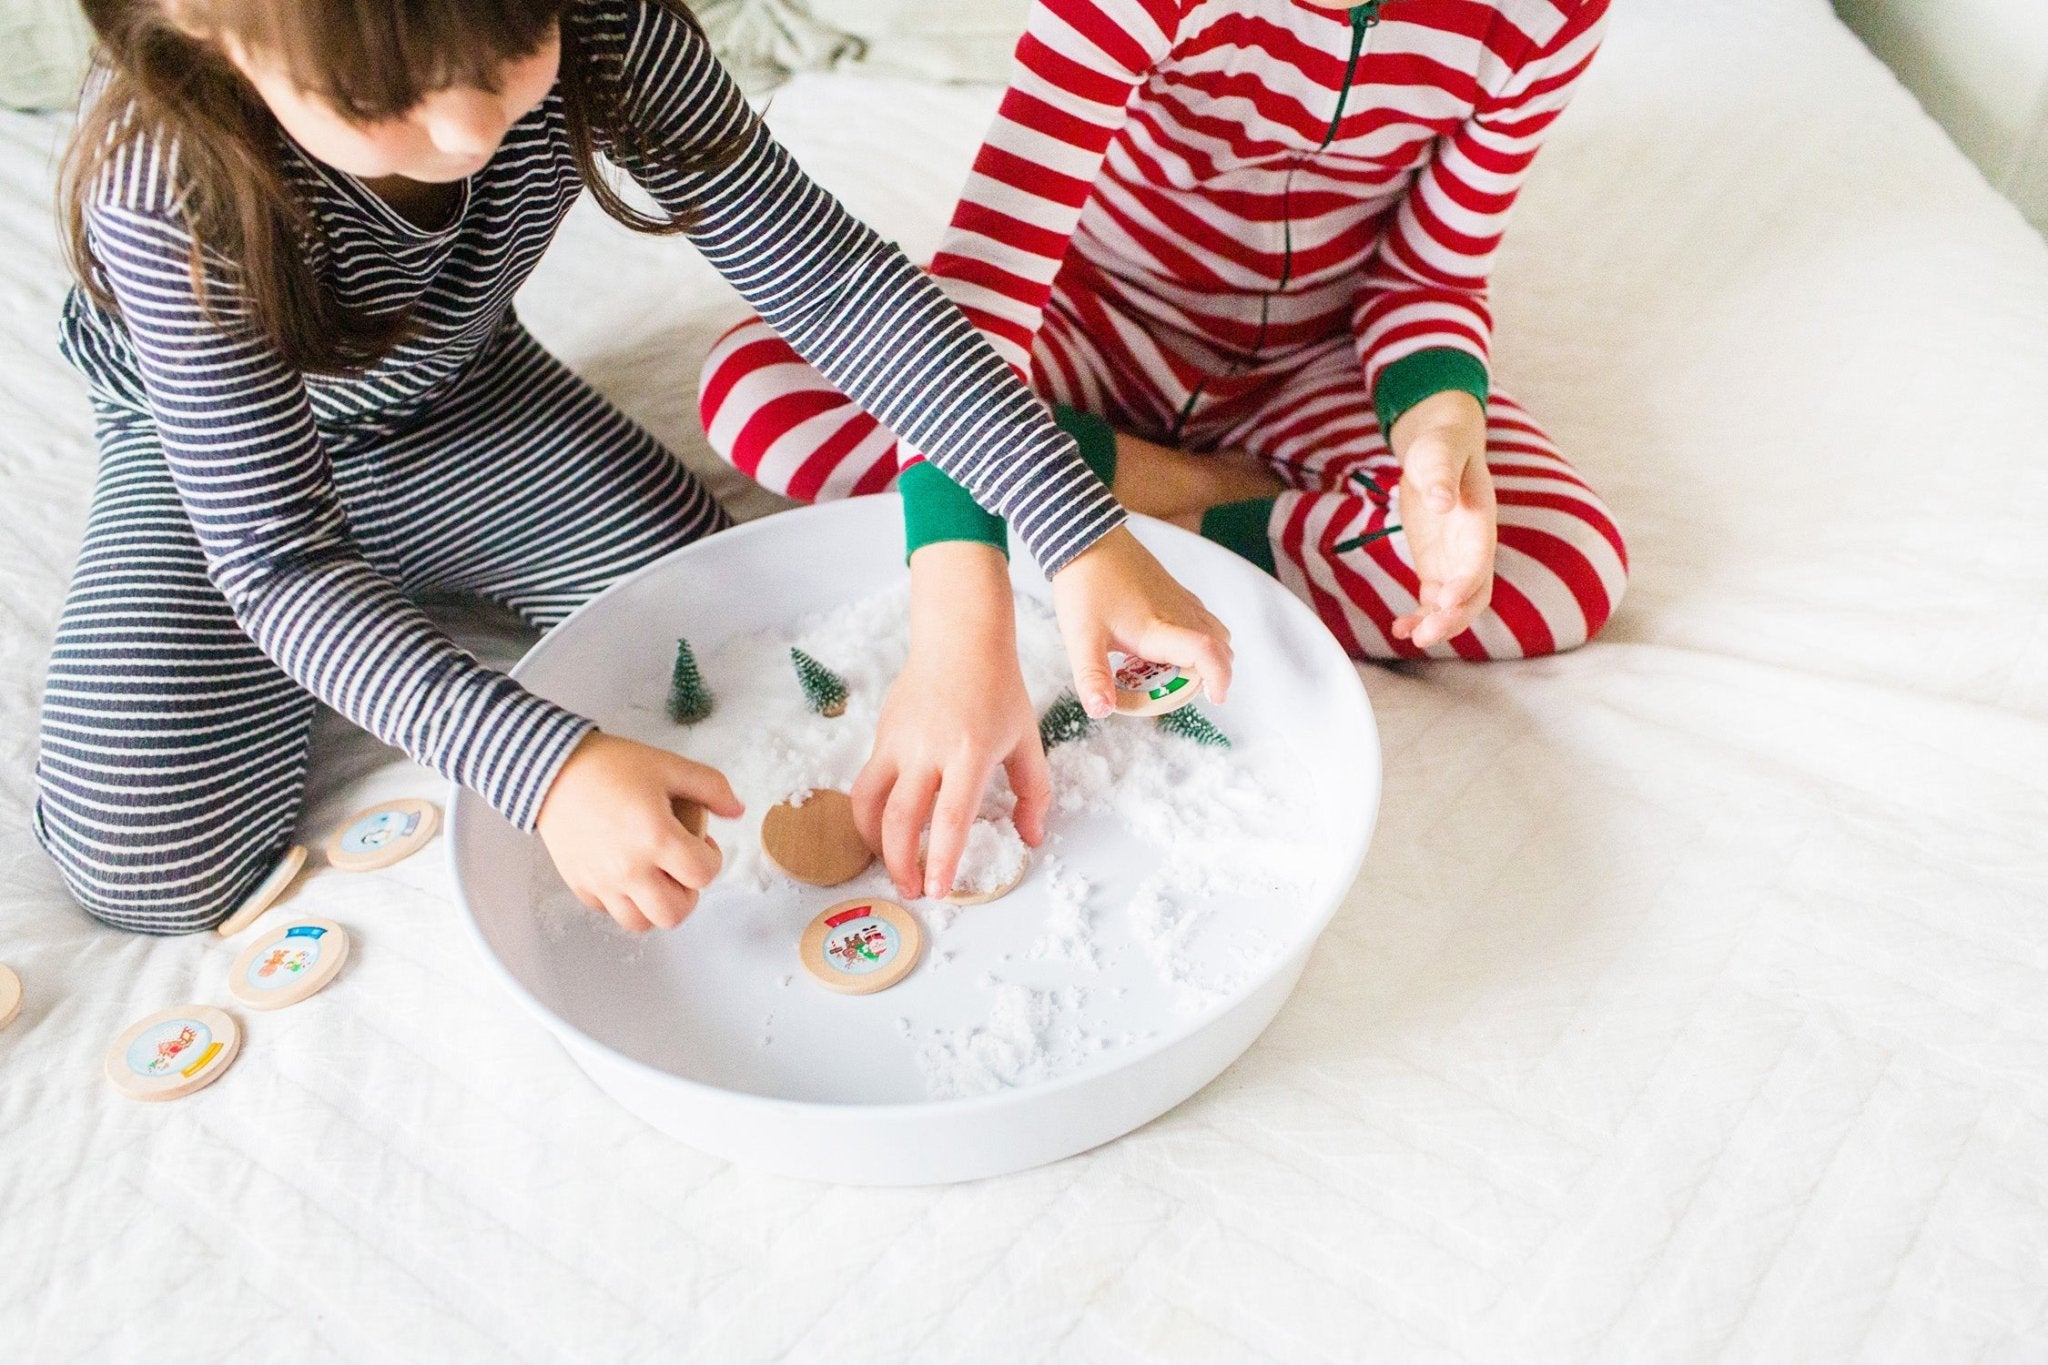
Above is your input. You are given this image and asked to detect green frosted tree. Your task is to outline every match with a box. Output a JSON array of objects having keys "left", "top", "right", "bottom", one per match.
[
  {"left": 790, "top": 647, "right": 850, "bottom": 717},
  {"left": 1038, "top": 691, "right": 1095, "bottom": 751},
  {"left": 1156, "top": 705, "right": 1230, "bottom": 748},
  {"left": 666, "top": 638, "right": 713, "bottom": 724}
]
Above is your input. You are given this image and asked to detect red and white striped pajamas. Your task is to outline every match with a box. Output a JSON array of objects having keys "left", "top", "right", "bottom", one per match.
[{"left": 700, "top": 0, "right": 1628, "bottom": 659}]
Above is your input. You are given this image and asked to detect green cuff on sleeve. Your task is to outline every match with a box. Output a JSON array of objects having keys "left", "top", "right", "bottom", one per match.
[
  {"left": 1372, "top": 347, "right": 1490, "bottom": 435},
  {"left": 900, "top": 459, "right": 1009, "bottom": 561},
  {"left": 898, "top": 405, "right": 1124, "bottom": 563},
  {"left": 1052, "top": 404, "right": 1119, "bottom": 487}
]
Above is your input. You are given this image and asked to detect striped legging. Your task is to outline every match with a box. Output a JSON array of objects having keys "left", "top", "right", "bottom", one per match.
[
  {"left": 37, "top": 326, "right": 727, "bottom": 934},
  {"left": 701, "top": 257, "right": 1628, "bottom": 661}
]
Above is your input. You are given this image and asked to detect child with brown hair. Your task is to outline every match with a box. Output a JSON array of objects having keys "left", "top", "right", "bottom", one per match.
[{"left": 42, "top": 0, "right": 1230, "bottom": 934}]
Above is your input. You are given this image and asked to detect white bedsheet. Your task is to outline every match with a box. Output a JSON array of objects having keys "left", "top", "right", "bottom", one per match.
[{"left": 4, "top": 0, "right": 2047, "bottom": 1358}]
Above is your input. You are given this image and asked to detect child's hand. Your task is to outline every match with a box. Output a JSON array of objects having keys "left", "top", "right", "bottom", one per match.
[
  {"left": 1048, "top": 525, "right": 1233, "bottom": 719},
  {"left": 852, "top": 542, "right": 1050, "bottom": 899},
  {"left": 1391, "top": 391, "right": 1497, "bottom": 649},
  {"left": 535, "top": 732, "right": 744, "bottom": 933}
]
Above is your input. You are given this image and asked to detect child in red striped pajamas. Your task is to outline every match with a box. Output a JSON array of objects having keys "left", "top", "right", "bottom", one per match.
[{"left": 700, "top": 0, "right": 1629, "bottom": 894}]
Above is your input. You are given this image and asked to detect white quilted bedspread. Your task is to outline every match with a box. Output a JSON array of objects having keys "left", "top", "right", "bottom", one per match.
[{"left": 5, "top": 1, "right": 2047, "bottom": 1359}]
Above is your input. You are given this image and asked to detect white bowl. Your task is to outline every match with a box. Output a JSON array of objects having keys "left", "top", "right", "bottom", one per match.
[{"left": 450, "top": 497, "right": 1380, "bottom": 1185}]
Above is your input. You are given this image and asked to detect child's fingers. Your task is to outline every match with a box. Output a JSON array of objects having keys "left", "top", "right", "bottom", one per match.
[
  {"left": 1408, "top": 614, "right": 1450, "bottom": 649},
  {"left": 628, "top": 875, "right": 692, "bottom": 932},
  {"left": 1404, "top": 589, "right": 1458, "bottom": 647},
  {"left": 1399, "top": 611, "right": 1462, "bottom": 647},
  {"left": 882, "top": 768, "right": 941, "bottom": 900},
  {"left": 1398, "top": 560, "right": 1469, "bottom": 641},
  {"left": 1059, "top": 621, "right": 1118, "bottom": 719},
  {"left": 850, "top": 756, "right": 895, "bottom": 854},
  {"left": 1407, "top": 583, "right": 1489, "bottom": 649},
  {"left": 640, "top": 873, "right": 701, "bottom": 930},
  {"left": 1432, "top": 572, "right": 1483, "bottom": 616},
  {"left": 663, "top": 752, "right": 744, "bottom": 820},
  {"left": 658, "top": 825, "right": 722, "bottom": 889},
  {"left": 922, "top": 765, "right": 986, "bottom": 899},
  {"left": 1449, "top": 573, "right": 1492, "bottom": 621},
  {"left": 1416, "top": 534, "right": 1486, "bottom": 612},
  {"left": 1135, "top": 620, "right": 1234, "bottom": 704},
  {"left": 1006, "top": 742, "right": 1052, "bottom": 848},
  {"left": 1414, "top": 563, "right": 1491, "bottom": 643},
  {"left": 604, "top": 893, "right": 654, "bottom": 935}
]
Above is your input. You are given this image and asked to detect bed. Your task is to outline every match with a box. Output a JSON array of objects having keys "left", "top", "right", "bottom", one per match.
[{"left": 4, "top": 0, "right": 2047, "bottom": 1357}]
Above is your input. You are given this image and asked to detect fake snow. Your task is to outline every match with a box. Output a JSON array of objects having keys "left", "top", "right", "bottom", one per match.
[
  {"left": 913, "top": 983, "right": 1103, "bottom": 1098},
  {"left": 538, "top": 584, "right": 1326, "bottom": 1098},
  {"left": 1028, "top": 854, "right": 1097, "bottom": 970},
  {"left": 925, "top": 817, "right": 1029, "bottom": 896}
]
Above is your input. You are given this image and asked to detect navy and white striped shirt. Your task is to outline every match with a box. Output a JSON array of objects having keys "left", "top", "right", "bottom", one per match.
[{"left": 60, "top": 0, "right": 1125, "bottom": 829}]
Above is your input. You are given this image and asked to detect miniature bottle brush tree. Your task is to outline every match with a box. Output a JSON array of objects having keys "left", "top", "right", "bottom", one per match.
[
  {"left": 1038, "top": 691, "right": 1095, "bottom": 750},
  {"left": 790, "top": 647, "right": 850, "bottom": 717},
  {"left": 1156, "top": 705, "right": 1230, "bottom": 747},
  {"left": 667, "top": 638, "right": 713, "bottom": 723}
]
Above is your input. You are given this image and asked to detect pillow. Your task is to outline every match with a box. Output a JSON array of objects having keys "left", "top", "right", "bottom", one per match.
[
  {"left": 696, "top": 0, "right": 1027, "bottom": 94},
  {"left": 0, "top": 0, "right": 92, "bottom": 112},
  {"left": 693, "top": 0, "right": 860, "bottom": 97},
  {"left": 808, "top": 0, "right": 1028, "bottom": 82}
]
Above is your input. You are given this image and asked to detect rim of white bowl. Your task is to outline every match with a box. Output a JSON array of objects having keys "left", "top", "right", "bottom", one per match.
[{"left": 449, "top": 499, "right": 1381, "bottom": 1119}]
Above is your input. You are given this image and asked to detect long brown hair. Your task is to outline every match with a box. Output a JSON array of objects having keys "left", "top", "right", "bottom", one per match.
[{"left": 61, "top": 0, "right": 739, "bottom": 375}]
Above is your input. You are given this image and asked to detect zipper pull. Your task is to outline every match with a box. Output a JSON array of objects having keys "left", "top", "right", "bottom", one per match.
[{"left": 1325, "top": 0, "right": 1377, "bottom": 148}]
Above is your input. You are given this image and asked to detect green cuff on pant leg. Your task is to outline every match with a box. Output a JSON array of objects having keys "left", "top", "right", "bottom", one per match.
[
  {"left": 1053, "top": 405, "right": 1119, "bottom": 488},
  {"left": 900, "top": 460, "right": 1009, "bottom": 561},
  {"left": 1200, "top": 497, "right": 1279, "bottom": 577}
]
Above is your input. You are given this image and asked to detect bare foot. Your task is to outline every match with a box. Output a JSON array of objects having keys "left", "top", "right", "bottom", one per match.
[{"left": 1110, "top": 430, "right": 1286, "bottom": 521}]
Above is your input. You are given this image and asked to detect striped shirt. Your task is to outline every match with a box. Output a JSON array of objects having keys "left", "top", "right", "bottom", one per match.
[
  {"left": 59, "top": 0, "right": 1123, "bottom": 829},
  {"left": 927, "top": 0, "right": 1610, "bottom": 409}
]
